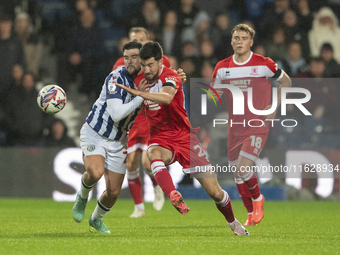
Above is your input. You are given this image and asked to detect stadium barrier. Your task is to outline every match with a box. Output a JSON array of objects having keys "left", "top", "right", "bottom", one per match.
[{"left": 0, "top": 147, "right": 338, "bottom": 201}]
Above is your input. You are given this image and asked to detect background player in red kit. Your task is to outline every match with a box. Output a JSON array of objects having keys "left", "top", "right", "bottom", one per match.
[
  {"left": 211, "top": 24, "right": 291, "bottom": 226},
  {"left": 116, "top": 42, "right": 249, "bottom": 236},
  {"left": 113, "top": 27, "right": 186, "bottom": 217}
]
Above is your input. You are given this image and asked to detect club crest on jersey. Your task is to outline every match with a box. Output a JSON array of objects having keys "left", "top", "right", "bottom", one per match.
[
  {"left": 250, "top": 67, "right": 259, "bottom": 76},
  {"left": 87, "top": 145, "right": 95, "bottom": 152}
]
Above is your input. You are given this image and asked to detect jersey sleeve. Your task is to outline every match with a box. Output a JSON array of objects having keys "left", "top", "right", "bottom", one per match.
[
  {"left": 163, "top": 73, "right": 179, "bottom": 91},
  {"left": 105, "top": 73, "right": 124, "bottom": 100},
  {"left": 265, "top": 57, "right": 284, "bottom": 81}
]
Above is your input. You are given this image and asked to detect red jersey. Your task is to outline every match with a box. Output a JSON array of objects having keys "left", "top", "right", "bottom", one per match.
[
  {"left": 113, "top": 54, "right": 171, "bottom": 148},
  {"left": 112, "top": 55, "right": 171, "bottom": 70},
  {"left": 212, "top": 52, "right": 283, "bottom": 136},
  {"left": 134, "top": 66, "right": 191, "bottom": 139}
]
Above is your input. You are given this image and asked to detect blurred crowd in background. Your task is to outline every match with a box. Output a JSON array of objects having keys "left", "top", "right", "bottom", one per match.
[{"left": 0, "top": 0, "right": 340, "bottom": 149}]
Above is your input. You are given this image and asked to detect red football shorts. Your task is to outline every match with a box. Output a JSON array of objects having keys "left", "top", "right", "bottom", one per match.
[
  {"left": 228, "top": 133, "right": 268, "bottom": 165},
  {"left": 127, "top": 113, "right": 149, "bottom": 154},
  {"left": 148, "top": 131, "right": 211, "bottom": 174}
]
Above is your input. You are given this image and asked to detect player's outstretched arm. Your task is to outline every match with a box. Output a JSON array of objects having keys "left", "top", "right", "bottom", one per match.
[
  {"left": 115, "top": 83, "right": 176, "bottom": 105},
  {"left": 106, "top": 82, "right": 148, "bottom": 122}
]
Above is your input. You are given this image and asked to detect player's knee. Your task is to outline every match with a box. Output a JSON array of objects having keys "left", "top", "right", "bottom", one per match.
[
  {"left": 86, "top": 165, "right": 104, "bottom": 182},
  {"left": 106, "top": 187, "right": 121, "bottom": 201},
  {"left": 126, "top": 154, "right": 139, "bottom": 171}
]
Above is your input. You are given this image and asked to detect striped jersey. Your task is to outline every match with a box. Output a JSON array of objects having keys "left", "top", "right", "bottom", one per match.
[
  {"left": 212, "top": 52, "right": 283, "bottom": 135},
  {"left": 86, "top": 67, "right": 140, "bottom": 140}
]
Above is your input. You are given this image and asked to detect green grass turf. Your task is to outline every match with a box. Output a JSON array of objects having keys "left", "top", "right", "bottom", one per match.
[{"left": 0, "top": 199, "right": 339, "bottom": 255}]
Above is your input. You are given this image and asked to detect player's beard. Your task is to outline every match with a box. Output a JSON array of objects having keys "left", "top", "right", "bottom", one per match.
[
  {"left": 126, "top": 65, "right": 141, "bottom": 78},
  {"left": 144, "top": 69, "right": 159, "bottom": 84}
]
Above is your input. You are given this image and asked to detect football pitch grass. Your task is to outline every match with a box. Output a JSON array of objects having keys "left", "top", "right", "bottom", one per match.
[{"left": 0, "top": 199, "right": 339, "bottom": 255}]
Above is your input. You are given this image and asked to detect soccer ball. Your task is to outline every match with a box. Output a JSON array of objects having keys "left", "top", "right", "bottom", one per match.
[{"left": 37, "top": 85, "right": 67, "bottom": 114}]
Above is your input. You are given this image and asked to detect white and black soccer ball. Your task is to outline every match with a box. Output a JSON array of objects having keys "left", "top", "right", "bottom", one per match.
[{"left": 37, "top": 85, "right": 67, "bottom": 114}]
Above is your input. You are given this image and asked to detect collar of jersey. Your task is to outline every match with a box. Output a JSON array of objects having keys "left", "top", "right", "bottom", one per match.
[{"left": 233, "top": 51, "right": 253, "bottom": 66}]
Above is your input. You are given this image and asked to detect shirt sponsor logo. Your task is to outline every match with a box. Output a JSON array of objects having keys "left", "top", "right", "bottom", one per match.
[{"left": 144, "top": 99, "right": 161, "bottom": 111}]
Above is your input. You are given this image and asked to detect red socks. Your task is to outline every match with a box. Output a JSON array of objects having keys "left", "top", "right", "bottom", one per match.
[
  {"left": 242, "top": 171, "right": 261, "bottom": 200},
  {"left": 215, "top": 190, "right": 235, "bottom": 223},
  {"left": 236, "top": 182, "right": 253, "bottom": 213},
  {"left": 127, "top": 170, "right": 143, "bottom": 205},
  {"left": 150, "top": 160, "right": 175, "bottom": 198}
]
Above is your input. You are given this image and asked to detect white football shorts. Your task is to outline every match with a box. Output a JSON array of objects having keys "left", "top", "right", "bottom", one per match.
[{"left": 80, "top": 123, "right": 128, "bottom": 174}]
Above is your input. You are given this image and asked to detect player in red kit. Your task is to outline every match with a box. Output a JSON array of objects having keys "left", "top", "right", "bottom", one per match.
[
  {"left": 211, "top": 24, "right": 292, "bottom": 226},
  {"left": 112, "top": 27, "right": 184, "bottom": 217},
  {"left": 116, "top": 42, "right": 249, "bottom": 236}
]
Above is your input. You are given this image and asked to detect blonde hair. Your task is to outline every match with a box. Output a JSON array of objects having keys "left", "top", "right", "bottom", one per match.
[
  {"left": 231, "top": 23, "right": 255, "bottom": 39},
  {"left": 128, "top": 27, "right": 149, "bottom": 40}
]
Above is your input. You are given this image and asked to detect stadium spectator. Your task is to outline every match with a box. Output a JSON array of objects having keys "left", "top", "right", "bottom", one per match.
[
  {"left": 253, "top": 42, "right": 267, "bottom": 56},
  {"left": 265, "top": 26, "right": 287, "bottom": 62},
  {"left": 4, "top": 72, "right": 52, "bottom": 146},
  {"left": 64, "top": 8, "right": 106, "bottom": 98},
  {"left": 0, "top": 13, "right": 25, "bottom": 105},
  {"left": 44, "top": 118, "right": 77, "bottom": 147},
  {"left": 211, "top": 23, "right": 291, "bottom": 226},
  {"left": 11, "top": 64, "right": 24, "bottom": 87},
  {"left": 308, "top": 7, "right": 340, "bottom": 64},
  {"left": 115, "top": 41, "right": 249, "bottom": 236},
  {"left": 259, "top": 0, "right": 290, "bottom": 39},
  {"left": 14, "top": 12, "right": 43, "bottom": 77},
  {"left": 158, "top": 10, "right": 182, "bottom": 57},
  {"left": 198, "top": 38, "right": 218, "bottom": 71},
  {"left": 176, "top": 0, "right": 210, "bottom": 45},
  {"left": 130, "top": 0, "right": 161, "bottom": 34},
  {"left": 294, "top": 0, "right": 313, "bottom": 32},
  {"left": 72, "top": 41, "right": 147, "bottom": 233},
  {"left": 278, "top": 41, "right": 307, "bottom": 77},
  {"left": 320, "top": 43, "right": 340, "bottom": 78},
  {"left": 54, "top": 0, "right": 91, "bottom": 91},
  {"left": 294, "top": 57, "right": 338, "bottom": 120},
  {"left": 209, "top": 12, "right": 233, "bottom": 59}
]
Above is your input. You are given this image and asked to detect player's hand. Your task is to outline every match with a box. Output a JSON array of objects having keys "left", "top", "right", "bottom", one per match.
[
  {"left": 176, "top": 68, "right": 187, "bottom": 83},
  {"left": 115, "top": 83, "right": 140, "bottom": 96},
  {"left": 136, "top": 78, "right": 149, "bottom": 92},
  {"left": 263, "top": 105, "right": 277, "bottom": 120}
]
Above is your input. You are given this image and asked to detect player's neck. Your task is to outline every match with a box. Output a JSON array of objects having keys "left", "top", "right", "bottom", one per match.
[{"left": 234, "top": 51, "right": 251, "bottom": 64}]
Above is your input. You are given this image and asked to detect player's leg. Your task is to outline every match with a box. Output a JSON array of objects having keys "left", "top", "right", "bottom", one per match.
[
  {"left": 89, "top": 145, "right": 127, "bottom": 233},
  {"left": 73, "top": 154, "right": 105, "bottom": 223},
  {"left": 73, "top": 124, "right": 107, "bottom": 223},
  {"left": 195, "top": 173, "right": 249, "bottom": 236},
  {"left": 148, "top": 145, "right": 174, "bottom": 197},
  {"left": 142, "top": 149, "right": 164, "bottom": 211},
  {"left": 147, "top": 145, "right": 188, "bottom": 214},
  {"left": 126, "top": 150, "right": 145, "bottom": 217},
  {"left": 89, "top": 169, "right": 125, "bottom": 234},
  {"left": 234, "top": 171, "right": 254, "bottom": 226},
  {"left": 236, "top": 155, "right": 264, "bottom": 224}
]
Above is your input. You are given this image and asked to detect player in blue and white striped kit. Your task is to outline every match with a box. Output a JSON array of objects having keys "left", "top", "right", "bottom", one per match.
[{"left": 72, "top": 41, "right": 147, "bottom": 233}]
